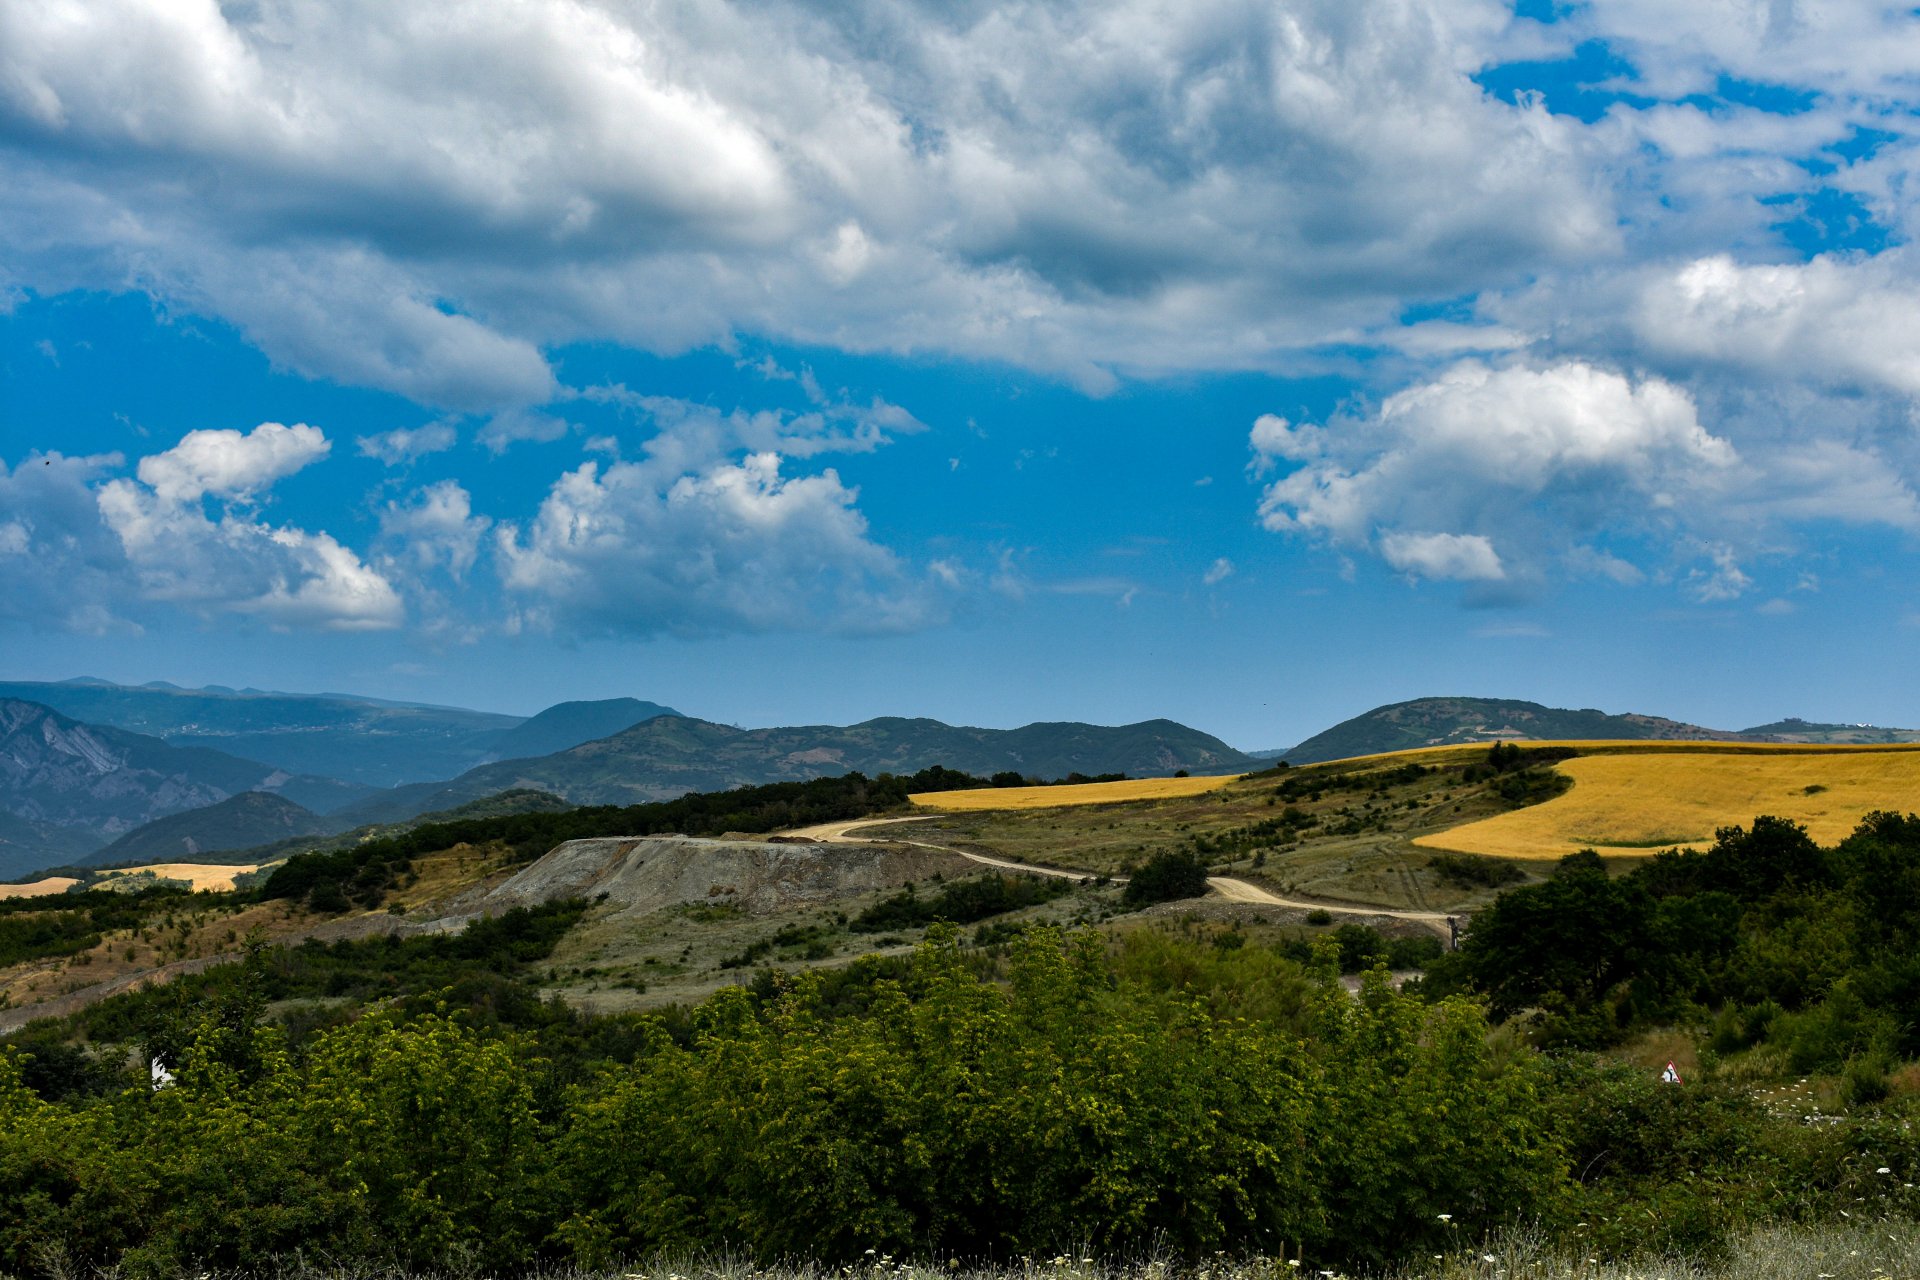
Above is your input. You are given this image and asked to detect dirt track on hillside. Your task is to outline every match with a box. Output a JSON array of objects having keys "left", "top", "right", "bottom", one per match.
[{"left": 786, "top": 816, "right": 1455, "bottom": 936}]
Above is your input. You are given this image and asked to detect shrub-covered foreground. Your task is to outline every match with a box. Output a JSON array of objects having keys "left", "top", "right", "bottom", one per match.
[
  {"left": 5, "top": 923, "right": 1919, "bottom": 1279},
  {"left": 1, "top": 925, "right": 1542, "bottom": 1277}
]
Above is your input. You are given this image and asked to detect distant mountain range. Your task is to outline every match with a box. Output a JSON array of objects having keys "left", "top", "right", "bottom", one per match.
[
  {"left": 0, "top": 680, "right": 681, "bottom": 789},
  {"left": 1275, "top": 697, "right": 1920, "bottom": 764},
  {"left": 10, "top": 676, "right": 1920, "bottom": 884},
  {"left": 0, "top": 698, "right": 348, "bottom": 880},
  {"left": 332, "top": 714, "right": 1257, "bottom": 827}
]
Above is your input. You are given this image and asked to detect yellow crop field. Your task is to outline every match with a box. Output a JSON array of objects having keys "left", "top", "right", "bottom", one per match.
[
  {"left": 1416, "top": 747, "right": 1920, "bottom": 860},
  {"left": 0, "top": 877, "right": 80, "bottom": 900},
  {"left": 94, "top": 862, "right": 261, "bottom": 891},
  {"left": 911, "top": 773, "right": 1241, "bottom": 811}
]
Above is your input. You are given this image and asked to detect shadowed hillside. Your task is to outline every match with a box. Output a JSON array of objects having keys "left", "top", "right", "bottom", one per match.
[{"left": 1281, "top": 696, "right": 1768, "bottom": 763}]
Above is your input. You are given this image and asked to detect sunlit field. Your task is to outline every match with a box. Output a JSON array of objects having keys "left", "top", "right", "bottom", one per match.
[
  {"left": 911, "top": 773, "right": 1242, "bottom": 811},
  {"left": 1416, "top": 746, "right": 1920, "bottom": 859},
  {"left": 0, "top": 876, "right": 79, "bottom": 900},
  {"left": 91, "top": 862, "right": 262, "bottom": 891}
]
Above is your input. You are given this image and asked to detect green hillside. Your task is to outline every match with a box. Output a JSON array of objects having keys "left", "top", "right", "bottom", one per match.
[
  {"left": 89, "top": 791, "right": 331, "bottom": 866},
  {"left": 1739, "top": 716, "right": 1920, "bottom": 744},
  {"left": 1281, "top": 696, "right": 1760, "bottom": 763}
]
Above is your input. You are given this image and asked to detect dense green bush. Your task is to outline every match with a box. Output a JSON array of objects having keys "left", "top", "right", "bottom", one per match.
[
  {"left": 850, "top": 873, "right": 1075, "bottom": 932},
  {"left": 1121, "top": 850, "right": 1210, "bottom": 906},
  {"left": 1442, "top": 811, "right": 1920, "bottom": 1058}
]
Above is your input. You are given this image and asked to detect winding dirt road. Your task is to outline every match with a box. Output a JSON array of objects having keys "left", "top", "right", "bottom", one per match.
[{"left": 785, "top": 816, "right": 1456, "bottom": 935}]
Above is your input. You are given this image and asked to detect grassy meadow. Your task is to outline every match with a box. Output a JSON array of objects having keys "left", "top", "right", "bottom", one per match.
[
  {"left": 1416, "top": 745, "right": 1920, "bottom": 859},
  {"left": 899, "top": 758, "right": 1537, "bottom": 913}
]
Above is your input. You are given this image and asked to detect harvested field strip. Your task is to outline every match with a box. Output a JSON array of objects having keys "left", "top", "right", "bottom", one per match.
[
  {"left": 92, "top": 862, "right": 261, "bottom": 891},
  {"left": 1415, "top": 749, "right": 1920, "bottom": 859},
  {"left": 910, "top": 773, "right": 1241, "bottom": 811},
  {"left": 0, "top": 877, "right": 79, "bottom": 900}
]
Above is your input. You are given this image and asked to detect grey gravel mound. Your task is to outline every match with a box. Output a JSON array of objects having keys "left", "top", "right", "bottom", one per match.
[{"left": 476, "top": 834, "right": 970, "bottom": 916}]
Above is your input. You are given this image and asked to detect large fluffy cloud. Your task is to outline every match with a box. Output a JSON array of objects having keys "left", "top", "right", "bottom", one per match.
[
  {"left": 497, "top": 454, "right": 924, "bottom": 636},
  {"left": 494, "top": 399, "right": 935, "bottom": 636},
  {"left": 98, "top": 424, "right": 403, "bottom": 630},
  {"left": 135, "top": 421, "right": 328, "bottom": 503},
  {"left": 1251, "top": 359, "right": 1920, "bottom": 592},
  {"left": 0, "top": 426, "right": 402, "bottom": 634},
  {"left": 1254, "top": 360, "right": 1736, "bottom": 542},
  {"left": 0, "top": 0, "right": 1606, "bottom": 398}
]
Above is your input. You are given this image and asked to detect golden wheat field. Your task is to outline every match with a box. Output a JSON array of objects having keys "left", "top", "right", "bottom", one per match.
[
  {"left": 0, "top": 876, "right": 80, "bottom": 900},
  {"left": 1416, "top": 746, "right": 1920, "bottom": 859},
  {"left": 910, "top": 773, "right": 1242, "bottom": 811},
  {"left": 92, "top": 862, "right": 261, "bottom": 891}
]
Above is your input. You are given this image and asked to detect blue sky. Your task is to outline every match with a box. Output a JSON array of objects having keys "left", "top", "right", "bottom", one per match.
[{"left": 5, "top": 0, "right": 1920, "bottom": 751}]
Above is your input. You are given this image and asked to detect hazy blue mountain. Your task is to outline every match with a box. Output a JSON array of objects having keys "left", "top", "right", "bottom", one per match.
[
  {"left": 0, "top": 679, "right": 520, "bottom": 788},
  {"left": 483, "top": 698, "right": 681, "bottom": 760},
  {"left": 333, "top": 714, "right": 1257, "bottom": 826},
  {"left": 0, "top": 680, "right": 694, "bottom": 794},
  {"left": 90, "top": 791, "right": 332, "bottom": 866},
  {"left": 0, "top": 698, "right": 347, "bottom": 877},
  {"left": 1279, "top": 696, "right": 1768, "bottom": 764}
]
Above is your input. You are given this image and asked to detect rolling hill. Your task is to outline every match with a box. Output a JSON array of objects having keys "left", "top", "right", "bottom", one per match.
[
  {"left": 333, "top": 714, "right": 1257, "bottom": 826},
  {"left": 1737, "top": 717, "right": 1920, "bottom": 744},
  {"left": 1411, "top": 741, "right": 1920, "bottom": 859},
  {"left": 483, "top": 697, "right": 681, "bottom": 759},
  {"left": 1279, "top": 697, "right": 1770, "bottom": 764},
  {"left": 89, "top": 791, "right": 332, "bottom": 866}
]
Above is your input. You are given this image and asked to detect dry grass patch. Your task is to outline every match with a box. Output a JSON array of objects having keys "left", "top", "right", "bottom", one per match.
[
  {"left": 912, "top": 774, "right": 1242, "bottom": 811},
  {"left": 1416, "top": 747, "right": 1920, "bottom": 860}
]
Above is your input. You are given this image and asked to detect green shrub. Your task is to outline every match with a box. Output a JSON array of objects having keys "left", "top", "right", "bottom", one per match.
[{"left": 1121, "top": 851, "right": 1210, "bottom": 907}]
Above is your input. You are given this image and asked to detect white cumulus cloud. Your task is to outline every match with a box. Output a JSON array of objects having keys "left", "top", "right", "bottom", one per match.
[
  {"left": 496, "top": 451, "right": 927, "bottom": 637},
  {"left": 97, "top": 425, "right": 403, "bottom": 630},
  {"left": 1250, "top": 359, "right": 1762, "bottom": 587},
  {"left": 381, "top": 480, "right": 491, "bottom": 580},
  {"left": 136, "top": 421, "right": 329, "bottom": 503}
]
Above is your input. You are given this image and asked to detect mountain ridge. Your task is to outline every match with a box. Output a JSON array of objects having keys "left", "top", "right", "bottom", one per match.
[
  {"left": 333, "top": 713, "right": 1256, "bottom": 827},
  {"left": 0, "top": 698, "right": 339, "bottom": 879},
  {"left": 1275, "top": 697, "right": 1920, "bottom": 764}
]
